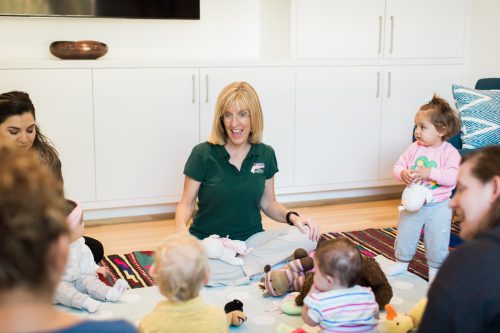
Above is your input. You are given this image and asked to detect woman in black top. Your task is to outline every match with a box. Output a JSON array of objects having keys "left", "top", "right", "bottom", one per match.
[
  {"left": 420, "top": 145, "right": 500, "bottom": 332},
  {"left": 0, "top": 90, "right": 104, "bottom": 263}
]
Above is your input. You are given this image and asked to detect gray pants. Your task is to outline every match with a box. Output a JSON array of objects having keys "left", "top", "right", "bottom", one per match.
[
  {"left": 394, "top": 199, "right": 452, "bottom": 268},
  {"left": 54, "top": 275, "right": 110, "bottom": 309},
  {"left": 207, "top": 226, "right": 317, "bottom": 286}
]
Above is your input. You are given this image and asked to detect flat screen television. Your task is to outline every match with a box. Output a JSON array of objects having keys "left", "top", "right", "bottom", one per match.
[{"left": 0, "top": 0, "right": 200, "bottom": 20}]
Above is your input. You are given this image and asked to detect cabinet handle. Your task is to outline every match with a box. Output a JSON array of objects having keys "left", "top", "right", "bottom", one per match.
[
  {"left": 191, "top": 75, "right": 195, "bottom": 103},
  {"left": 378, "top": 16, "right": 383, "bottom": 54},
  {"left": 376, "top": 72, "right": 381, "bottom": 98},
  {"left": 205, "top": 75, "right": 209, "bottom": 103},
  {"left": 389, "top": 16, "right": 394, "bottom": 54},
  {"left": 387, "top": 72, "right": 392, "bottom": 98}
]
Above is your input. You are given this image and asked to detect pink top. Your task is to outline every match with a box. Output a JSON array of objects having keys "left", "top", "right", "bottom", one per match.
[{"left": 393, "top": 141, "right": 461, "bottom": 203}]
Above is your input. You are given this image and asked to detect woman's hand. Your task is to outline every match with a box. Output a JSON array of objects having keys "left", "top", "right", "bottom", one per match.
[{"left": 292, "top": 216, "right": 321, "bottom": 242}]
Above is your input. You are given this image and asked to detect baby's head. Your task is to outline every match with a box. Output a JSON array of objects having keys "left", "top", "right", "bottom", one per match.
[
  {"left": 65, "top": 200, "right": 84, "bottom": 242},
  {"left": 153, "top": 234, "right": 209, "bottom": 302},
  {"left": 314, "top": 238, "right": 362, "bottom": 290},
  {"left": 414, "top": 94, "right": 460, "bottom": 147}
]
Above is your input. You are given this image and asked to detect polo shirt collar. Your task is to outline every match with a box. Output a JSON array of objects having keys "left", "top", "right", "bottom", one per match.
[{"left": 215, "top": 143, "right": 260, "bottom": 159}]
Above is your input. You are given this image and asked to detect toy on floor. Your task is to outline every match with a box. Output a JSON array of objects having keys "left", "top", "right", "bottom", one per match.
[
  {"left": 399, "top": 183, "right": 433, "bottom": 212},
  {"left": 293, "top": 243, "right": 393, "bottom": 309},
  {"left": 259, "top": 248, "right": 314, "bottom": 297},
  {"left": 224, "top": 299, "right": 247, "bottom": 326},
  {"left": 201, "top": 234, "right": 251, "bottom": 266},
  {"left": 385, "top": 298, "right": 427, "bottom": 333}
]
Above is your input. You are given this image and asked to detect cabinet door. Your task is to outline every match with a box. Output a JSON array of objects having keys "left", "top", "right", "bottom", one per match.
[
  {"left": 296, "top": 0, "right": 385, "bottom": 59},
  {"left": 200, "top": 68, "right": 295, "bottom": 188},
  {"left": 379, "top": 65, "right": 463, "bottom": 179},
  {"left": 295, "top": 67, "right": 382, "bottom": 186},
  {"left": 385, "top": 0, "right": 466, "bottom": 58},
  {"left": 93, "top": 68, "right": 199, "bottom": 201},
  {"left": 0, "top": 69, "right": 95, "bottom": 201}
]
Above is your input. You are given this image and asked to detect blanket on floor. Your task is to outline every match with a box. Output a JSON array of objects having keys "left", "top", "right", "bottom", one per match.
[{"left": 99, "top": 223, "right": 462, "bottom": 287}]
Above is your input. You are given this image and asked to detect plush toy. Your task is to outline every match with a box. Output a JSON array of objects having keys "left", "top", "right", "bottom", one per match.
[
  {"left": 224, "top": 299, "right": 247, "bottom": 326},
  {"left": 385, "top": 298, "right": 427, "bottom": 333},
  {"left": 201, "top": 234, "right": 250, "bottom": 266},
  {"left": 399, "top": 183, "right": 433, "bottom": 213},
  {"left": 294, "top": 249, "right": 393, "bottom": 310},
  {"left": 259, "top": 248, "right": 314, "bottom": 297}
]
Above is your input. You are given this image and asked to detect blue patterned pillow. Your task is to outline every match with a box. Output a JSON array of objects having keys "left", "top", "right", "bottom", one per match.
[{"left": 452, "top": 84, "right": 500, "bottom": 149}]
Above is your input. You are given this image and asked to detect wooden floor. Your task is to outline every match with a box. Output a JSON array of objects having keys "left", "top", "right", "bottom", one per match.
[{"left": 85, "top": 199, "right": 400, "bottom": 255}]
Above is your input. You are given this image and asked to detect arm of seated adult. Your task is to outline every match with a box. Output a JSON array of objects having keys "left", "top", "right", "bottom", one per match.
[
  {"left": 259, "top": 177, "right": 320, "bottom": 241},
  {"left": 175, "top": 176, "right": 201, "bottom": 235}
]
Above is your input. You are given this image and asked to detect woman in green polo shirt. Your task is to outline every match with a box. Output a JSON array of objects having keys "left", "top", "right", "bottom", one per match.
[{"left": 175, "top": 82, "right": 320, "bottom": 286}]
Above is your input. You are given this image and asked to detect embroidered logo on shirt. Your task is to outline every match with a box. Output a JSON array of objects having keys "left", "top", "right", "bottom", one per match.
[{"left": 251, "top": 163, "right": 265, "bottom": 174}]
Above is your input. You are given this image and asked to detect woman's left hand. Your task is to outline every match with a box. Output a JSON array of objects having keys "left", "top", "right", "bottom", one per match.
[{"left": 293, "top": 216, "right": 321, "bottom": 242}]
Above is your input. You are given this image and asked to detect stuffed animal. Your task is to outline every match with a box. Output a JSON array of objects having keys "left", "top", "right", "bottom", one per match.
[
  {"left": 294, "top": 249, "right": 393, "bottom": 310},
  {"left": 385, "top": 298, "right": 427, "bottom": 333},
  {"left": 224, "top": 299, "right": 247, "bottom": 326},
  {"left": 399, "top": 183, "right": 433, "bottom": 212},
  {"left": 201, "top": 234, "right": 250, "bottom": 266},
  {"left": 259, "top": 248, "right": 314, "bottom": 297}
]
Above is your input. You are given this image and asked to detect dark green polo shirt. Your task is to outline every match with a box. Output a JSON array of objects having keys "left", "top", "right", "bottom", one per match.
[{"left": 184, "top": 142, "right": 278, "bottom": 241}]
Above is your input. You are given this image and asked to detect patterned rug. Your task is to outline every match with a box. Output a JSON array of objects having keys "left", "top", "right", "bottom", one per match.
[
  {"left": 99, "top": 223, "right": 463, "bottom": 287},
  {"left": 320, "top": 222, "right": 463, "bottom": 281}
]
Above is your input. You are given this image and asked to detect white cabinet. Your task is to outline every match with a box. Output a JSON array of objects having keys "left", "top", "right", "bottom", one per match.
[
  {"left": 378, "top": 65, "right": 463, "bottom": 179},
  {"left": 0, "top": 69, "right": 95, "bottom": 202},
  {"left": 92, "top": 68, "right": 199, "bottom": 202},
  {"left": 296, "top": 0, "right": 385, "bottom": 59},
  {"left": 296, "top": 0, "right": 466, "bottom": 59},
  {"left": 295, "top": 66, "right": 382, "bottom": 186},
  {"left": 199, "top": 68, "right": 296, "bottom": 188}
]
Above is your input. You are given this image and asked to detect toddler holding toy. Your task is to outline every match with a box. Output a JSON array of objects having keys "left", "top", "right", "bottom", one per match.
[
  {"left": 385, "top": 95, "right": 461, "bottom": 282},
  {"left": 302, "top": 238, "right": 379, "bottom": 332},
  {"left": 139, "top": 234, "right": 229, "bottom": 333},
  {"left": 53, "top": 200, "right": 128, "bottom": 312}
]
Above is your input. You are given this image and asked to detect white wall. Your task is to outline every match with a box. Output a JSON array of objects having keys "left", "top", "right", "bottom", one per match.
[
  {"left": 0, "top": 0, "right": 261, "bottom": 60},
  {"left": 466, "top": 0, "right": 500, "bottom": 85}
]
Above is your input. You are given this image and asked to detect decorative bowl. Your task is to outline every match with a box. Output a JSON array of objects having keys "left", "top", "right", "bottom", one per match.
[{"left": 50, "top": 40, "right": 108, "bottom": 60}]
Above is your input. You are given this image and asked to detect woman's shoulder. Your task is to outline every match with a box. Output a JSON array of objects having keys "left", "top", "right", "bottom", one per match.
[
  {"left": 252, "top": 142, "right": 276, "bottom": 155},
  {"left": 52, "top": 320, "right": 137, "bottom": 333}
]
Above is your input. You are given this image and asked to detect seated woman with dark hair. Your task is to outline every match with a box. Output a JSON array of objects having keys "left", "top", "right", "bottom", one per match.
[
  {"left": 0, "top": 147, "right": 137, "bottom": 333},
  {"left": 420, "top": 145, "right": 500, "bottom": 332},
  {"left": 0, "top": 90, "right": 103, "bottom": 263}
]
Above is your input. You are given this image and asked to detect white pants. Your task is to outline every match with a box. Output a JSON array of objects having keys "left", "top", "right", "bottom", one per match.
[
  {"left": 207, "top": 226, "right": 317, "bottom": 286},
  {"left": 54, "top": 275, "right": 110, "bottom": 309}
]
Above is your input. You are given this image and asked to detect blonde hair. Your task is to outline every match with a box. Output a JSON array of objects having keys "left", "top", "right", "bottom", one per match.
[
  {"left": 153, "top": 234, "right": 209, "bottom": 302},
  {"left": 208, "top": 82, "right": 264, "bottom": 145},
  {"left": 0, "top": 146, "right": 68, "bottom": 292}
]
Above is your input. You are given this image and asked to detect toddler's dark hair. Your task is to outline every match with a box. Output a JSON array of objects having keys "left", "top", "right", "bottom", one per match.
[
  {"left": 315, "top": 237, "right": 362, "bottom": 287},
  {"left": 419, "top": 94, "right": 460, "bottom": 140}
]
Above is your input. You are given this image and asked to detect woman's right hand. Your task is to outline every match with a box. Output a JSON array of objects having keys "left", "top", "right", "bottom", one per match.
[{"left": 400, "top": 169, "right": 416, "bottom": 185}]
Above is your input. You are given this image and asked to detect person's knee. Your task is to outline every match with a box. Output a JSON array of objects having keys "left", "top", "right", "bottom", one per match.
[{"left": 287, "top": 226, "right": 317, "bottom": 252}]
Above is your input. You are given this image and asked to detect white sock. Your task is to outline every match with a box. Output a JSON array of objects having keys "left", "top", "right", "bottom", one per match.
[
  {"left": 428, "top": 267, "right": 439, "bottom": 284},
  {"left": 106, "top": 279, "right": 128, "bottom": 302},
  {"left": 384, "top": 261, "right": 409, "bottom": 276},
  {"left": 83, "top": 298, "right": 101, "bottom": 313}
]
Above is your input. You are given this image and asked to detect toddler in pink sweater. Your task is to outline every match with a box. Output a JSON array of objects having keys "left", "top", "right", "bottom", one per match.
[{"left": 385, "top": 95, "right": 461, "bottom": 282}]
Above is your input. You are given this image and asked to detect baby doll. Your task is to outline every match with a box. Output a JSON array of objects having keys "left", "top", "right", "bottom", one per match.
[{"left": 53, "top": 200, "right": 128, "bottom": 313}]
